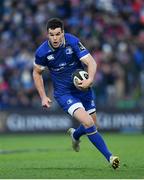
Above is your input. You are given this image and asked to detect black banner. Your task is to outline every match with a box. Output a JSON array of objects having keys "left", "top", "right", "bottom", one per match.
[
  {"left": 97, "top": 112, "right": 144, "bottom": 132},
  {"left": 0, "top": 108, "right": 144, "bottom": 133},
  {"left": 0, "top": 110, "right": 73, "bottom": 133}
]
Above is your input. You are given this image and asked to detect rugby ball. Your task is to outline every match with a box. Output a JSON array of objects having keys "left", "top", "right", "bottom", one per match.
[{"left": 72, "top": 69, "right": 88, "bottom": 90}]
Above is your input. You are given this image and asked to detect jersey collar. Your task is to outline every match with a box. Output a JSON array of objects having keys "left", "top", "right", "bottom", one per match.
[{"left": 48, "top": 37, "right": 66, "bottom": 51}]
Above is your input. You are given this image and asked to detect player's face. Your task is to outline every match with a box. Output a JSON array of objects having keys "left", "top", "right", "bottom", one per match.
[{"left": 47, "top": 28, "right": 64, "bottom": 48}]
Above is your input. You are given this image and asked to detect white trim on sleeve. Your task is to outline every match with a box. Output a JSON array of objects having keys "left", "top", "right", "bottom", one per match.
[
  {"left": 80, "top": 53, "right": 90, "bottom": 61},
  {"left": 68, "top": 102, "right": 85, "bottom": 116},
  {"left": 33, "top": 62, "right": 46, "bottom": 70}
]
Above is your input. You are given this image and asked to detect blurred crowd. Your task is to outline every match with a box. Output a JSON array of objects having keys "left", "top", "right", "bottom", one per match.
[{"left": 0, "top": 0, "right": 144, "bottom": 110}]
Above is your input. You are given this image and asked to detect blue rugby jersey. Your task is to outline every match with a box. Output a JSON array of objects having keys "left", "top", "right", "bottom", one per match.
[{"left": 34, "top": 33, "right": 90, "bottom": 97}]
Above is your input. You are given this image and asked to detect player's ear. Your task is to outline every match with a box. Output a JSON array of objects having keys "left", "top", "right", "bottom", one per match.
[
  {"left": 62, "top": 29, "right": 64, "bottom": 34},
  {"left": 62, "top": 30, "right": 64, "bottom": 37}
]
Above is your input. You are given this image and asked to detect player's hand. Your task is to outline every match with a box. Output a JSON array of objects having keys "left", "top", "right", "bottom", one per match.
[
  {"left": 41, "top": 96, "right": 52, "bottom": 108},
  {"left": 77, "top": 78, "right": 92, "bottom": 89}
]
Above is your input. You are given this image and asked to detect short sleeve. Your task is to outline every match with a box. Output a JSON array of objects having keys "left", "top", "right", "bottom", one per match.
[
  {"left": 72, "top": 40, "right": 89, "bottom": 59},
  {"left": 34, "top": 52, "right": 47, "bottom": 70}
]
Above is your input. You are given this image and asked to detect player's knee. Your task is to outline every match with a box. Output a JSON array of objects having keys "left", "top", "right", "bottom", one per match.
[
  {"left": 91, "top": 113, "right": 99, "bottom": 129},
  {"left": 82, "top": 117, "right": 95, "bottom": 128},
  {"left": 73, "top": 107, "right": 95, "bottom": 128}
]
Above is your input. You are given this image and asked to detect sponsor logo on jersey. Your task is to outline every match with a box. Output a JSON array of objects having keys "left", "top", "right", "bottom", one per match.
[
  {"left": 69, "top": 61, "right": 75, "bottom": 66},
  {"left": 47, "top": 54, "right": 54, "bottom": 61},
  {"left": 50, "top": 62, "right": 67, "bottom": 72},
  {"left": 66, "top": 47, "right": 73, "bottom": 55},
  {"left": 59, "top": 62, "right": 67, "bottom": 67},
  {"left": 51, "top": 67, "right": 63, "bottom": 71}
]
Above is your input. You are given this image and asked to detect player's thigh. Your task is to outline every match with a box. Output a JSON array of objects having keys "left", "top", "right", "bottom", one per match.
[
  {"left": 73, "top": 107, "right": 94, "bottom": 128},
  {"left": 55, "top": 94, "right": 83, "bottom": 115},
  {"left": 90, "top": 112, "right": 96, "bottom": 123},
  {"left": 80, "top": 90, "right": 96, "bottom": 115},
  {"left": 90, "top": 112, "right": 99, "bottom": 128}
]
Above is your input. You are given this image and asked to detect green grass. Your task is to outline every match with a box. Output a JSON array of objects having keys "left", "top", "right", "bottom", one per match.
[{"left": 0, "top": 133, "right": 144, "bottom": 179}]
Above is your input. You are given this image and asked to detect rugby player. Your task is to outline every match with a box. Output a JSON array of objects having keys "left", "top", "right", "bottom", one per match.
[{"left": 33, "top": 18, "right": 120, "bottom": 169}]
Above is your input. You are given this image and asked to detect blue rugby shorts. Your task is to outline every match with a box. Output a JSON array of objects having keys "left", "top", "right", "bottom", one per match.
[{"left": 55, "top": 90, "right": 96, "bottom": 116}]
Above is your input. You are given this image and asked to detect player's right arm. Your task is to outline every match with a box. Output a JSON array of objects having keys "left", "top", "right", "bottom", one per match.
[{"left": 33, "top": 64, "right": 52, "bottom": 108}]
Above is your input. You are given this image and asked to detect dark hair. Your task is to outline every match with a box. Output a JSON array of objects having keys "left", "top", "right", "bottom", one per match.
[{"left": 46, "top": 18, "right": 64, "bottom": 31}]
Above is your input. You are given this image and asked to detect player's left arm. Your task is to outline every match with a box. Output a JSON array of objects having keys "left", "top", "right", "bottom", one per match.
[
  {"left": 79, "top": 54, "right": 97, "bottom": 89},
  {"left": 70, "top": 35, "right": 97, "bottom": 89}
]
